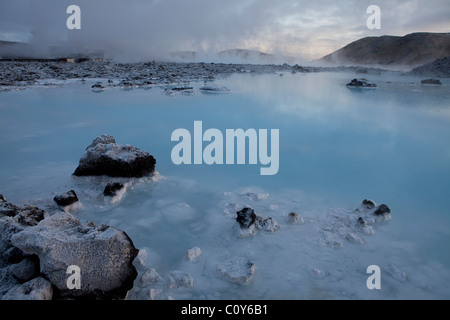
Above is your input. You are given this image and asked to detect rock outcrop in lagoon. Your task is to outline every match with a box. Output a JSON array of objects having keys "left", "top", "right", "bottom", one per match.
[
  {"left": 73, "top": 135, "right": 156, "bottom": 178},
  {"left": 346, "top": 78, "right": 377, "bottom": 88},
  {"left": 235, "top": 207, "right": 280, "bottom": 236}
]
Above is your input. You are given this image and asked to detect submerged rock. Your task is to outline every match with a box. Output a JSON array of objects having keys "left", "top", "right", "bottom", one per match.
[
  {"left": 73, "top": 135, "right": 156, "bottom": 178},
  {"left": 421, "top": 78, "right": 442, "bottom": 85},
  {"left": 217, "top": 257, "right": 255, "bottom": 284},
  {"left": 186, "top": 247, "right": 202, "bottom": 261},
  {"left": 53, "top": 190, "right": 79, "bottom": 207},
  {"left": 11, "top": 212, "right": 139, "bottom": 299},
  {"left": 255, "top": 216, "right": 280, "bottom": 233},
  {"left": 166, "top": 271, "right": 194, "bottom": 289},
  {"left": 91, "top": 83, "right": 105, "bottom": 92},
  {"left": 288, "top": 212, "right": 304, "bottom": 225},
  {"left": 139, "top": 268, "right": 164, "bottom": 288},
  {"left": 103, "top": 182, "right": 125, "bottom": 197},
  {"left": 346, "top": 78, "right": 377, "bottom": 88},
  {"left": 199, "top": 84, "right": 230, "bottom": 93}
]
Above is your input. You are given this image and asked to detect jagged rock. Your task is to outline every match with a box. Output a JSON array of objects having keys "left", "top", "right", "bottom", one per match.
[
  {"left": 235, "top": 207, "right": 279, "bottom": 235},
  {"left": 217, "top": 257, "right": 255, "bottom": 284},
  {"left": 53, "top": 190, "right": 79, "bottom": 207},
  {"left": 236, "top": 207, "right": 256, "bottom": 229},
  {"left": 255, "top": 216, "right": 280, "bottom": 233},
  {"left": 0, "top": 194, "right": 5, "bottom": 203},
  {"left": 73, "top": 135, "right": 156, "bottom": 178},
  {"left": 2, "top": 276, "right": 53, "bottom": 300},
  {"left": 88, "top": 134, "right": 116, "bottom": 148},
  {"left": 346, "top": 78, "right": 377, "bottom": 88},
  {"left": 166, "top": 271, "right": 194, "bottom": 289},
  {"left": 11, "top": 212, "right": 139, "bottom": 299},
  {"left": 186, "top": 247, "right": 201, "bottom": 261},
  {"left": 0, "top": 201, "right": 45, "bottom": 227}
]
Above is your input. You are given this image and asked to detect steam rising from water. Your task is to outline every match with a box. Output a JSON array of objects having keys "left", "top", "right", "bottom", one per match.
[{"left": 1, "top": 0, "right": 449, "bottom": 62}]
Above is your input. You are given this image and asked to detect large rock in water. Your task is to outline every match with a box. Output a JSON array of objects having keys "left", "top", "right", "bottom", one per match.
[
  {"left": 11, "top": 212, "right": 139, "bottom": 299},
  {"left": 73, "top": 135, "right": 156, "bottom": 178}
]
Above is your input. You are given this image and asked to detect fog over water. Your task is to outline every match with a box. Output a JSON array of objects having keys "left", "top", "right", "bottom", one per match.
[{"left": 0, "top": 0, "right": 449, "bottom": 61}]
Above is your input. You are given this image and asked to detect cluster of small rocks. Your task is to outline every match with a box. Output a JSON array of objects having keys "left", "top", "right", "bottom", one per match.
[{"left": 319, "top": 199, "right": 391, "bottom": 248}]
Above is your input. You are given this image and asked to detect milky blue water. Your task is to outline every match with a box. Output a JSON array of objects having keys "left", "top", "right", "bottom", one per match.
[{"left": 1, "top": 71, "right": 449, "bottom": 299}]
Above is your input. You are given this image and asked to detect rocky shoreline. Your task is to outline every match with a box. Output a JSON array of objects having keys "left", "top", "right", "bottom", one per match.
[
  {"left": 0, "top": 60, "right": 410, "bottom": 90},
  {"left": 1, "top": 59, "right": 448, "bottom": 94}
]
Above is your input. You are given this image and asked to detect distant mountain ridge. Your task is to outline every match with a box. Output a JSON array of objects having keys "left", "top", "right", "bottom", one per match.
[{"left": 320, "top": 33, "right": 450, "bottom": 69}]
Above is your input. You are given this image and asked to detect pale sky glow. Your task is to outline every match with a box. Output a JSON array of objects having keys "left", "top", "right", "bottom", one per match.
[{"left": 0, "top": 0, "right": 449, "bottom": 61}]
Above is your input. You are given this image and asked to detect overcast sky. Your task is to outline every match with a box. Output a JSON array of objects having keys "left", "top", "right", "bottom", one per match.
[{"left": 0, "top": 0, "right": 449, "bottom": 61}]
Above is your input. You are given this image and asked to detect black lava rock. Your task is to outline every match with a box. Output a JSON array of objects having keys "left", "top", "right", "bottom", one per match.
[
  {"left": 362, "top": 199, "right": 376, "bottom": 210},
  {"left": 104, "top": 183, "right": 125, "bottom": 197},
  {"left": 373, "top": 204, "right": 391, "bottom": 217},
  {"left": 346, "top": 78, "right": 377, "bottom": 88},
  {"left": 236, "top": 207, "right": 257, "bottom": 229},
  {"left": 73, "top": 135, "right": 156, "bottom": 178},
  {"left": 421, "top": 79, "right": 442, "bottom": 85},
  {"left": 53, "top": 190, "right": 79, "bottom": 207}
]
